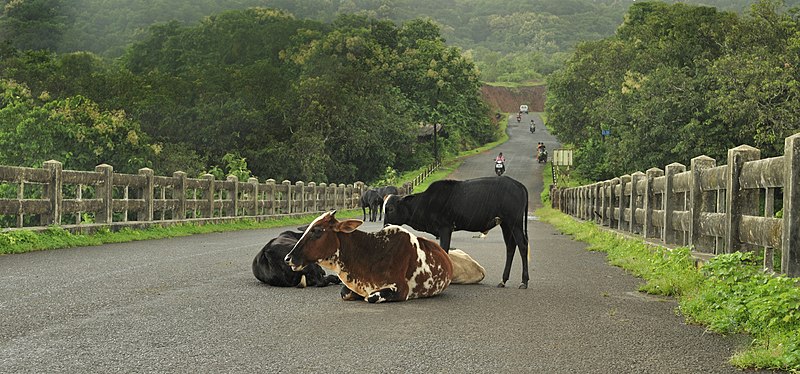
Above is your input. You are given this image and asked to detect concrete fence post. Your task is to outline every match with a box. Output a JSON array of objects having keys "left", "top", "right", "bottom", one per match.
[
  {"left": 609, "top": 178, "right": 619, "bottom": 228},
  {"left": 95, "top": 163, "right": 113, "bottom": 224},
  {"left": 308, "top": 182, "right": 317, "bottom": 212},
  {"left": 346, "top": 184, "right": 355, "bottom": 209},
  {"left": 600, "top": 181, "right": 609, "bottom": 226},
  {"left": 282, "top": 180, "right": 292, "bottom": 214},
  {"left": 643, "top": 168, "right": 663, "bottom": 239},
  {"left": 782, "top": 133, "right": 800, "bottom": 276},
  {"left": 319, "top": 183, "right": 328, "bottom": 211},
  {"left": 593, "top": 183, "right": 602, "bottom": 223},
  {"left": 265, "top": 179, "right": 276, "bottom": 215},
  {"left": 690, "top": 156, "right": 716, "bottom": 252},
  {"left": 331, "top": 183, "right": 339, "bottom": 210},
  {"left": 663, "top": 163, "right": 686, "bottom": 244},
  {"left": 630, "top": 172, "right": 645, "bottom": 233},
  {"left": 42, "top": 160, "right": 63, "bottom": 225},
  {"left": 248, "top": 177, "right": 259, "bottom": 216},
  {"left": 139, "top": 168, "right": 154, "bottom": 222},
  {"left": 583, "top": 186, "right": 590, "bottom": 220},
  {"left": 296, "top": 181, "right": 305, "bottom": 213},
  {"left": 725, "top": 145, "right": 760, "bottom": 253},
  {"left": 173, "top": 171, "right": 187, "bottom": 220},
  {"left": 202, "top": 174, "right": 215, "bottom": 218},
  {"left": 338, "top": 184, "right": 347, "bottom": 210},
  {"left": 618, "top": 175, "right": 631, "bottom": 230},
  {"left": 227, "top": 175, "right": 239, "bottom": 217}
]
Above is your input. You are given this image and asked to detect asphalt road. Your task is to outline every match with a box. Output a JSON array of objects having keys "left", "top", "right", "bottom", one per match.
[{"left": 0, "top": 114, "right": 768, "bottom": 373}]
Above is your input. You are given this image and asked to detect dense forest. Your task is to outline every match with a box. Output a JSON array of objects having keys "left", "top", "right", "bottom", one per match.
[
  {"left": 547, "top": 0, "right": 800, "bottom": 180},
  {"left": 1, "top": 9, "right": 491, "bottom": 183},
  {"left": 4, "top": 0, "right": 799, "bottom": 81},
  {"left": 2, "top": 0, "right": 800, "bottom": 184}
]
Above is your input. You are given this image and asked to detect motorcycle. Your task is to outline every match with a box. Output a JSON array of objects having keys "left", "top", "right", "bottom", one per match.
[
  {"left": 495, "top": 160, "right": 505, "bottom": 176},
  {"left": 516, "top": 115, "right": 521, "bottom": 123},
  {"left": 529, "top": 123, "right": 536, "bottom": 133},
  {"left": 537, "top": 149, "right": 548, "bottom": 164}
]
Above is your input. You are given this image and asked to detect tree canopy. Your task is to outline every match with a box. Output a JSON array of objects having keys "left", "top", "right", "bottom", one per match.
[
  {"left": 0, "top": 9, "right": 492, "bottom": 183},
  {"left": 6, "top": 0, "right": 798, "bottom": 82},
  {"left": 547, "top": 0, "right": 800, "bottom": 180}
]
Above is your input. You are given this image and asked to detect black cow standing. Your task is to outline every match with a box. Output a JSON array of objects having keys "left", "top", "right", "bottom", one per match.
[
  {"left": 377, "top": 185, "right": 399, "bottom": 198},
  {"left": 383, "top": 176, "right": 530, "bottom": 289},
  {"left": 252, "top": 230, "right": 341, "bottom": 287},
  {"left": 360, "top": 189, "right": 383, "bottom": 222}
]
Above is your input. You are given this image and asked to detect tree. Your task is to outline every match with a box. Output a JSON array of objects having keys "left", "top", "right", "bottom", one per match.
[
  {"left": 0, "top": 0, "right": 70, "bottom": 51},
  {"left": 0, "top": 79, "right": 154, "bottom": 172}
]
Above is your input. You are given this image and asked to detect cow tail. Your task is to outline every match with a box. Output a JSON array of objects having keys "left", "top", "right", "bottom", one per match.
[{"left": 525, "top": 187, "right": 530, "bottom": 263}]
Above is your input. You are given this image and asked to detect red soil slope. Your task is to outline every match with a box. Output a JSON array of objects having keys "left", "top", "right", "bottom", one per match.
[{"left": 480, "top": 84, "right": 547, "bottom": 113}]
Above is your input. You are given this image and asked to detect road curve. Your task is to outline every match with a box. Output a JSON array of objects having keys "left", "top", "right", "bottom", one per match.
[{"left": 0, "top": 114, "right": 766, "bottom": 373}]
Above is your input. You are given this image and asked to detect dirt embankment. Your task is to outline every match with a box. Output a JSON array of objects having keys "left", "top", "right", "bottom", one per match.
[{"left": 480, "top": 85, "right": 547, "bottom": 113}]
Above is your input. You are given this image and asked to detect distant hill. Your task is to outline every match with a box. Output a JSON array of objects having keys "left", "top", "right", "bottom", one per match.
[{"left": 5, "top": 0, "right": 799, "bottom": 81}]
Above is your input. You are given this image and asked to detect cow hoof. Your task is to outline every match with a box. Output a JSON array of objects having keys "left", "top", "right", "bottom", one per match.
[
  {"left": 518, "top": 282, "right": 528, "bottom": 289},
  {"left": 496, "top": 282, "right": 506, "bottom": 288}
]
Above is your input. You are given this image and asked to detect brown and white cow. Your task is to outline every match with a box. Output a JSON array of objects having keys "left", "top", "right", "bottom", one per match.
[{"left": 285, "top": 211, "right": 453, "bottom": 303}]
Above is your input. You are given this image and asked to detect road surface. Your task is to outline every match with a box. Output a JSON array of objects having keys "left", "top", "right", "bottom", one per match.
[{"left": 0, "top": 113, "right": 765, "bottom": 373}]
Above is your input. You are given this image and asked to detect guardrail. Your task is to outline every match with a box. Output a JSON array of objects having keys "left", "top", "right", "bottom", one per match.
[
  {"left": 0, "top": 162, "right": 372, "bottom": 233},
  {"left": 551, "top": 132, "right": 799, "bottom": 277},
  {"left": 0, "top": 160, "right": 440, "bottom": 234}
]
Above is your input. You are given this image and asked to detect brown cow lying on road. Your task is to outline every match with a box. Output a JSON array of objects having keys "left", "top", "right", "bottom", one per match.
[{"left": 285, "top": 211, "right": 453, "bottom": 303}]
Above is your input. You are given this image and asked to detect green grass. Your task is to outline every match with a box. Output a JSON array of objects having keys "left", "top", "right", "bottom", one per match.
[
  {"left": 0, "top": 211, "right": 362, "bottom": 255},
  {"left": 537, "top": 206, "right": 800, "bottom": 372}
]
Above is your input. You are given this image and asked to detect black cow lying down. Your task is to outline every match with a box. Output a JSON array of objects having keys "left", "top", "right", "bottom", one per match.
[{"left": 252, "top": 230, "right": 341, "bottom": 287}]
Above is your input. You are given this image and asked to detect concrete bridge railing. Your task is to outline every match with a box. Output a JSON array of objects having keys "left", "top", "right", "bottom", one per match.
[
  {"left": 0, "top": 160, "right": 438, "bottom": 234},
  {"left": 0, "top": 164, "right": 372, "bottom": 233},
  {"left": 551, "top": 132, "right": 800, "bottom": 278}
]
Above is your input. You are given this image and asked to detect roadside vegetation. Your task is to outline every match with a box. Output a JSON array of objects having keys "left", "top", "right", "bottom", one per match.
[
  {"left": 538, "top": 182, "right": 800, "bottom": 371},
  {"left": 547, "top": 0, "right": 800, "bottom": 181}
]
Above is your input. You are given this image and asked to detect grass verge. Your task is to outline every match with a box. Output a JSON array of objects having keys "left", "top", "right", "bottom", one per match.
[
  {"left": 536, "top": 206, "right": 800, "bottom": 372},
  {"left": 0, "top": 210, "right": 362, "bottom": 255}
]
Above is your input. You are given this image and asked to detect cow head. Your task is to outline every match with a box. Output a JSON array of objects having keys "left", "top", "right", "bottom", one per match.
[
  {"left": 383, "top": 194, "right": 411, "bottom": 227},
  {"left": 284, "top": 211, "right": 363, "bottom": 271}
]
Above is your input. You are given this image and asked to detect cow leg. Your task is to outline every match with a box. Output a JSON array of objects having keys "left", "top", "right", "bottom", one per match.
[
  {"left": 498, "top": 226, "right": 516, "bottom": 288},
  {"left": 367, "top": 288, "right": 403, "bottom": 303},
  {"left": 306, "top": 267, "right": 341, "bottom": 287},
  {"left": 513, "top": 225, "right": 530, "bottom": 289},
  {"left": 362, "top": 207, "right": 367, "bottom": 221},
  {"left": 439, "top": 227, "right": 453, "bottom": 253},
  {"left": 340, "top": 285, "right": 364, "bottom": 301},
  {"left": 321, "top": 274, "right": 342, "bottom": 286}
]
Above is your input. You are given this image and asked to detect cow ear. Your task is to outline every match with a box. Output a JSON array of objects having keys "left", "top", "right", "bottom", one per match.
[{"left": 335, "top": 219, "right": 363, "bottom": 233}]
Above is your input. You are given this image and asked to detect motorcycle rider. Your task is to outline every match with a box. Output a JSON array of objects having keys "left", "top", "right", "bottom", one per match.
[
  {"left": 495, "top": 152, "right": 506, "bottom": 175},
  {"left": 537, "top": 142, "right": 547, "bottom": 163}
]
